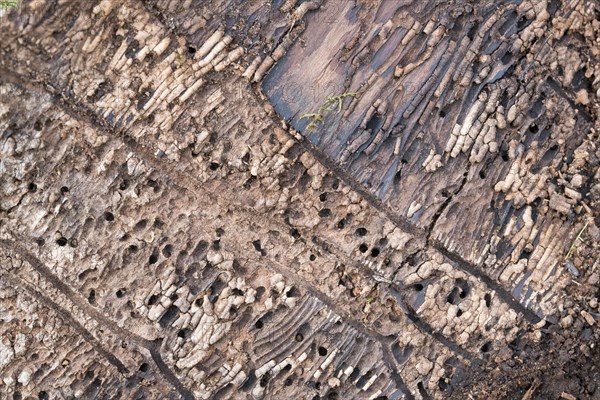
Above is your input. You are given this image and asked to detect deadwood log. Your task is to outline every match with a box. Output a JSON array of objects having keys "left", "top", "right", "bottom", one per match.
[{"left": 0, "top": 0, "right": 599, "bottom": 399}]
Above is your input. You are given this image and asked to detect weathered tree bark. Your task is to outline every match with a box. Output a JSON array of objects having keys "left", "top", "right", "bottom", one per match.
[{"left": 0, "top": 0, "right": 599, "bottom": 399}]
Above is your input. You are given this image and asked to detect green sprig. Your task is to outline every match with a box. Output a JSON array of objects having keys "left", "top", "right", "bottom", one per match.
[
  {"left": 300, "top": 91, "right": 359, "bottom": 131},
  {"left": 565, "top": 221, "right": 590, "bottom": 261}
]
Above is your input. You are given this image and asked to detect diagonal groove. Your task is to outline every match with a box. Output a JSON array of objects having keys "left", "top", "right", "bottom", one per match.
[
  {"left": 1, "top": 49, "right": 532, "bottom": 400},
  {"left": 425, "top": 162, "right": 470, "bottom": 245},
  {"left": 83, "top": 89, "right": 472, "bottom": 375},
  {"left": 149, "top": 347, "right": 195, "bottom": 400},
  {"left": 0, "top": 268, "right": 129, "bottom": 374},
  {"left": 0, "top": 239, "right": 195, "bottom": 400},
  {"left": 546, "top": 76, "right": 593, "bottom": 122},
  {"left": 1, "top": 32, "right": 535, "bottom": 373},
  {"left": 433, "top": 244, "right": 542, "bottom": 324},
  {"left": 2, "top": 0, "right": 594, "bottom": 398},
  {"left": 0, "top": 239, "right": 154, "bottom": 347},
  {"left": 310, "top": 235, "right": 482, "bottom": 360},
  {"left": 0, "top": 68, "right": 414, "bottom": 397},
  {"left": 388, "top": 285, "right": 478, "bottom": 362},
  {"left": 0, "top": 4, "right": 553, "bottom": 395},
  {"left": 278, "top": 130, "right": 543, "bottom": 324}
]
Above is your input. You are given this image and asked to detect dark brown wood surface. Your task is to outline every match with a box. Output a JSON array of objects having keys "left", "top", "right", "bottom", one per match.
[{"left": 0, "top": 0, "right": 598, "bottom": 399}]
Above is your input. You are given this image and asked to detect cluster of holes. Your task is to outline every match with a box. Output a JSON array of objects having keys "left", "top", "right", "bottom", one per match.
[
  {"left": 147, "top": 179, "right": 160, "bottom": 193},
  {"left": 55, "top": 237, "right": 78, "bottom": 248},
  {"left": 446, "top": 287, "right": 466, "bottom": 304},
  {"left": 357, "top": 242, "right": 381, "bottom": 257},
  {"left": 447, "top": 279, "right": 469, "bottom": 305}
]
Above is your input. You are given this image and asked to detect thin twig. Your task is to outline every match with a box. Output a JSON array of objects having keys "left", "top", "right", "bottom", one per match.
[{"left": 565, "top": 220, "right": 590, "bottom": 260}]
